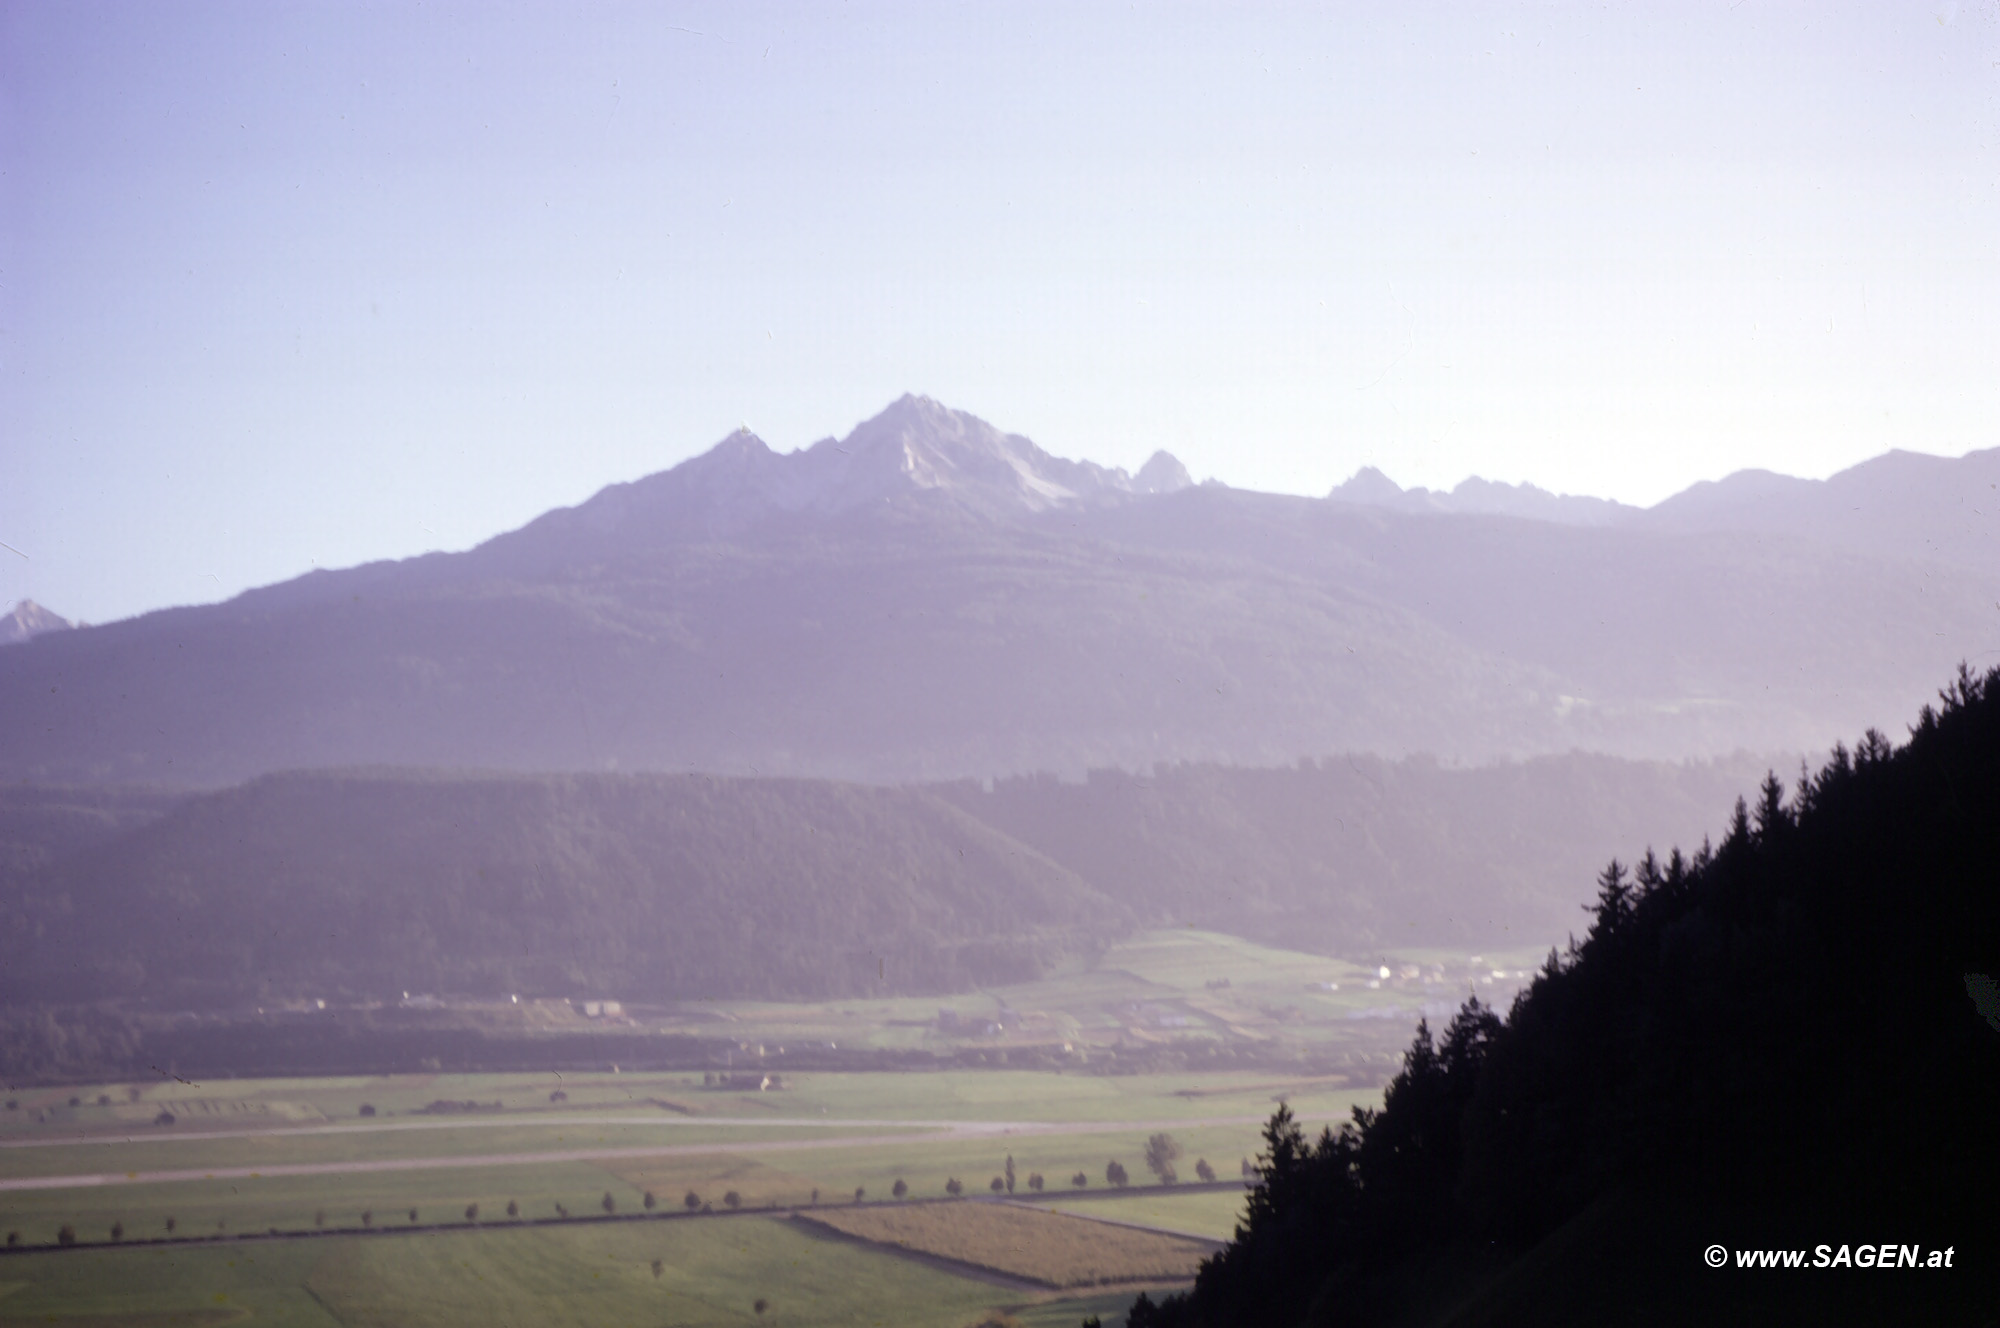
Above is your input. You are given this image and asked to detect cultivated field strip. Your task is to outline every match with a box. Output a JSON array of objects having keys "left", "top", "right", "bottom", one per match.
[{"left": 800, "top": 1199, "right": 1212, "bottom": 1288}]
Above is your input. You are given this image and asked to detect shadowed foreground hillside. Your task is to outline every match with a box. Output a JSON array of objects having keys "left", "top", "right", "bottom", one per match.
[{"left": 1135, "top": 668, "right": 2000, "bottom": 1327}]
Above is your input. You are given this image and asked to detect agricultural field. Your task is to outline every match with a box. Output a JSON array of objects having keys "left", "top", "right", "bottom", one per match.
[
  {"left": 0, "top": 1065, "right": 1297, "bottom": 1326},
  {"left": 800, "top": 1201, "right": 1212, "bottom": 1288},
  {"left": 0, "top": 928, "right": 1475, "bottom": 1323},
  {"left": 1031, "top": 1189, "right": 1250, "bottom": 1242}
]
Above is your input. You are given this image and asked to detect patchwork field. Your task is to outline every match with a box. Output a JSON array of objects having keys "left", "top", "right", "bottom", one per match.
[
  {"left": 0, "top": 1063, "right": 1290, "bottom": 1327},
  {"left": 0, "top": 928, "right": 1469, "bottom": 1323}
]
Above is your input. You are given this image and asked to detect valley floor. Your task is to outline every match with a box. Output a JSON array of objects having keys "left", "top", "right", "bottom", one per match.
[{"left": 0, "top": 1066, "right": 1368, "bottom": 1328}]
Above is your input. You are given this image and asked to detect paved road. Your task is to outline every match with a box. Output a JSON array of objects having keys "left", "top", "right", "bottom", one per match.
[{"left": 0, "top": 1115, "right": 1266, "bottom": 1193}]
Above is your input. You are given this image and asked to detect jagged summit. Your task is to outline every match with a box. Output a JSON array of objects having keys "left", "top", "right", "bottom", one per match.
[
  {"left": 795, "top": 393, "right": 1181, "bottom": 517},
  {"left": 0, "top": 600, "right": 74, "bottom": 646},
  {"left": 495, "top": 395, "right": 1194, "bottom": 553},
  {"left": 1328, "top": 467, "right": 1634, "bottom": 527}
]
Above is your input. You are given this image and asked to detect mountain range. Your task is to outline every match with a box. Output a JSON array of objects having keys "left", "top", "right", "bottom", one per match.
[
  {"left": 2, "top": 394, "right": 1994, "bottom": 785},
  {"left": 1332, "top": 445, "right": 2000, "bottom": 574}
]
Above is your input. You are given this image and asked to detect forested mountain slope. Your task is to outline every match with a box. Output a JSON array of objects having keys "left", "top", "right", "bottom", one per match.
[
  {"left": 0, "top": 751, "right": 1763, "bottom": 1009},
  {"left": 0, "top": 770, "right": 1118, "bottom": 1007}
]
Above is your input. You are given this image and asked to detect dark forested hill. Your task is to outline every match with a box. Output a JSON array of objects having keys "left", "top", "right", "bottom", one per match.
[
  {"left": 0, "top": 398, "right": 1991, "bottom": 786},
  {"left": 1136, "top": 667, "right": 2000, "bottom": 1327},
  {"left": 0, "top": 770, "right": 1121, "bottom": 1007},
  {"left": 0, "top": 751, "right": 1763, "bottom": 1010}
]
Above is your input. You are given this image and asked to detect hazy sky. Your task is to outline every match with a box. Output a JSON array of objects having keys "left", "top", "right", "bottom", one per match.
[{"left": 5, "top": 1, "right": 1997, "bottom": 624}]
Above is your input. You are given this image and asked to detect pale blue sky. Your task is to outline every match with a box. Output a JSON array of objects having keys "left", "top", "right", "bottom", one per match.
[{"left": 4, "top": 1, "right": 1997, "bottom": 623}]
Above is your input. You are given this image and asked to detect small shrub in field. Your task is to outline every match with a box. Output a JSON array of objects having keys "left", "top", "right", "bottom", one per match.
[
  {"left": 464, "top": 1204, "right": 478, "bottom": 1222},
  {"left": 723, "top": 1191, "right": 741, "bottom": 1210},
  {"left": 97, "top": 1094, "right": 112, "bottom": 1107},
  {"left": 1027, "top": 1173, "right": 1045, "bottom": 1192},
  {"left": 154, "top": 1110, "right": 176, "bottom": 1126},
  {"left": 945, "top": 1177, "right": 964, "bottom": 1196},
  {"left": 5, "top": 1232, "right": 17, "bottom": 1247},
  {"left": 408, "top": 1208, "right": 419, "bottom": 1223},
  {"left": 892, "top": 1178, "right": 908, "bottom": 1199},
  {"left": 57, "top": 1225, "right": 76, "bottom": 1246},
  {"left": 754, "top": 1298, "right": 769, "bottom": 1315},
  {"left": 651, "top": 1258, "right": 664, "bottom": 1278},
  {"left": 549, "top": 1089, "right": 568, "bottom": 1102},
  {"left": 990, "top": 1177, "right": 1005, "bottom": 1193},
  {"left": 109, "top": 1222, "right": 123, "bottom": 1241},
  {"left": 1106, "top": 1161, "right": 1129, "bottom": 1188},
  {"left": 684, "top": 1191, "right": 701, "bottom": 1211},
  {"left": 314, "top": 1209, "right": 326, "bottom": 1227},
  {"left": 643, "top": 1190, "right": 656, "bottom": 1210},
  {"left": 358, "top": 1104, "right": 375, "bottom": 1117},
  {"left": 67, "top": 1096, "right": 80, "bottom": 1107},
  {"left": 1071, "top": 1172, "right": 1088, "bottom": 1188},
  {"left": 602, "top": 1192, "right": 616, "bottom": 1214},
  {"left": 854, "top": 1187, "right": 865, "bottom": 1203},
  {"left": 506, "top": 1200, "right": 519, "bottom": 1218},
  {"left": 1195, "top": 1158, "right": 1216, "bottom": 1183},
  {"left": 164, "top": 1217, "right": 176, "bottom": 1233},
  {"left": 555, "top": 1204, "right": 570, "bottom": 1218},
  {"left": 361, "top": 1211, "right": 373, "bottom": 1227}
]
